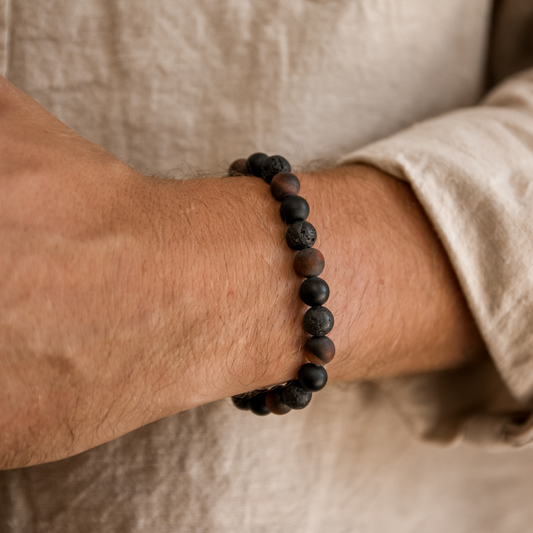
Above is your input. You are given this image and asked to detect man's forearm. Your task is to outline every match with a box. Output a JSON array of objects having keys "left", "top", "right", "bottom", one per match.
[{"left": 1, "top": 157, "right": 486, "bottom": 469}]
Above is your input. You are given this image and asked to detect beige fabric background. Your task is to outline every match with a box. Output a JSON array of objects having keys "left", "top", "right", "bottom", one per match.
[{"left": 1, "top": 0, "right": 533, "bottom": 531}]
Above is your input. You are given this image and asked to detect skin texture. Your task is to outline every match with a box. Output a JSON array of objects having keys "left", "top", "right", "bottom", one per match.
[{"left": 0, "top": 77, "right": 487, "bottom": 469}]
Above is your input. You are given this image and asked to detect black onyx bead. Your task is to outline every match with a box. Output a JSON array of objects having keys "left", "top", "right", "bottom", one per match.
[
  {"left": 280, "top": 381, "right": 312, "bottom": 410},
  {"left": 231, "top": 394, "right": 251, "bottom": 410},
  {"left": 299, "top": 277, "right": 330, "bottom": 306},
  {"left": 265, "top": 389, "right": 292, "bottom": 415},
  {"left": 304, "top": 336, "right": 336, "bottom": 365},
  {"left": 286, "top": 221, "right": 317, "bottom": 250},
  {"left": 280, "top": 195, "right": 310, "bottom": 223},
  {"left": 261, "top": 155, "right": 291, "bottom": 184},
  {"left": 298, "top": 363, "right": 328, "bottom": 392},
  {"left": 294, "top": 248, "right": 325, "bottom": 278},
  {"left": 228, "top": 158, "right": 249, "bottom": 176},
  {"left": 303, "top": 306, "right": 334, "bottom": 336},
  {"left": 247, "top": 152, "right": 269, "bottom": 178},
  {"left": 270, "top": 172, "right": 300, "bottom": 201},
  {"left": 250, "top": 393, "right": 270, "bottom": 416}
]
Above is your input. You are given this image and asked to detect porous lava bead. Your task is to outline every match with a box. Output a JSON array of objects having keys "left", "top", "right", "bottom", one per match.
[
  {"left": 294, "top": 248, "right": 325, "bottom": 278},
  {"left": 280, "top": 381, "right": 312, "bottom": 410},
  {"left": 286, "top": 220, "right": 317, "bottom": 250},
  {"left": 299, "top": 277, "right": 330, "bottom": 306},
  {"left": 280, "top": 195, "right": 310, "bottom": 223},
  {"left": 265, "top": 389, "right": 292, "bottom": 415},
  {"left": 247, "top": 152, "right": 269, "bottom": 177},
  {"left": 270, "top": 172, "right": 300, "bottom": 201},
  {"left": 231, "top": 394, "right": 251, "bottom": 410},
  {"left": 228, "top": 158, "right": 249, "bottom": 176},
  {"left": 303, "top": 306, "right": 334, "bottom": 336},
  {"left": 304, "top": 336, "right": 336, "bottom": 365},
  {"left": 298, "top": 363, "right": 328, "bottom": 392},
  {"left": 261, "top": 155, "right": 291, "bottom": 184},
  {"left": 250, "top": 393, "right": 270, "bottom": 416}
]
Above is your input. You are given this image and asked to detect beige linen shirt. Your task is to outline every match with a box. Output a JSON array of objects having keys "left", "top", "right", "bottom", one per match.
[{"left": 2, "top": 1, "right": 533, "bottom": 532}]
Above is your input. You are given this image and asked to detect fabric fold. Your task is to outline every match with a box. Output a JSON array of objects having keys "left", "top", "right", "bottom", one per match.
[{"left": 340, "top": 69, "right": 533, "bottom": 447}]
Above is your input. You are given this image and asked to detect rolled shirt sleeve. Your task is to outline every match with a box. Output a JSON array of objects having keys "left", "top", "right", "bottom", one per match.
[{"left": 339, "top": 69, "right": 533, "bottom": 448}]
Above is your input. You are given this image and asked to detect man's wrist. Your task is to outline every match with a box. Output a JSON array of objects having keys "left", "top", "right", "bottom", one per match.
[{"left": 138, "top": 162, "right": 486, "bottom": 407}]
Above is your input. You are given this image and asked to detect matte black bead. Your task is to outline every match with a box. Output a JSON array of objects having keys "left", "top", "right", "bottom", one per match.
[
  {"left": 303, "top": 306, "right": 334, "bottom": 336},
  {"left": 304, "top": 336, "right": 336, "bottom": 365},
  {"left": 270, "top": 172, "right": 300, "bottom": 201},
  {"left": 298, "top": 363, "right": 328, "bottom": 392},
  {"left": 247, "top": 152, "right": 269, "bottom": 177},
  {"left": 300, "top": 277, "right": 330, "bottom": 306},
  {"left": 280, "top": 195, "right": 310, "bottom": 223},
  {"left": 286, "top": 220, "right": 317, "bottom": 250},
  {"left": 250, "top": 393, "right": 270, "bottom": 416},
  {"left": 231, "top": 394, "right": 251, "bottom": 410},
  {"left": 280, "top": 381, "right": 312, "bottom": 410},
  {"left": 261, "top": 155, "right": 291, "bottom": 184},
  {"left": 228, "top": 158, "right": 249, "bottom": 176},
  {"left": 294, "top": 248, "right": 325, "bottom": 278}
]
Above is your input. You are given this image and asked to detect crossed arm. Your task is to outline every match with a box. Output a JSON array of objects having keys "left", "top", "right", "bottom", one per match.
[{"left": 0, "top": 77, "right": 486, "bottom": 469}]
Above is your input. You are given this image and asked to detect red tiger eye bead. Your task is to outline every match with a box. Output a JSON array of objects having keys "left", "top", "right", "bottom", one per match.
[
  {"left": 270, "top": 172, "right": 300, "bottom": 201},
  {"left": 304, "top": 336, "right": 336, "bottom": 365},
  {"left": 265, "top": 389, "right": 291, "bottom": 415},
  {"left": 228, "top": 158, "right": 249, "bottom": 176},
  {"left": 294, "top": 248, "right": 325, "bottom": 278}
]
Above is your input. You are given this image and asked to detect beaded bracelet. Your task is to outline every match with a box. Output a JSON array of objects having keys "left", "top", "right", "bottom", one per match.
[{"left": 228, "top": 153, "right": 336, "bottom": 416}]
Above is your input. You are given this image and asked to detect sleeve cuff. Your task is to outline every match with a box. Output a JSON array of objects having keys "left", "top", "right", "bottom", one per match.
[{"left": 339, "top": 70, "right": 533, "bottom": 447}]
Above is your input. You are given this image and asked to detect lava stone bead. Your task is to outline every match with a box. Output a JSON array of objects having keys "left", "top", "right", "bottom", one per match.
[
  {"left": 228, "top": 158, "right": 249, "bottom": 176},
  {"left": 280, "top": 381, "right": 312, "bottom": 410},
  {"left": 231, "top": 394, "right": 251, "bottom": 410},
  {"left": 280, "top": 195, "right": 310, "bottom": 223},
  {"left": 247, "top": 152, "right": 269, "bottom": 177},
  {"left": 286, "top": 220, "right": 317, "bottom": 250},
  {"left": 261, "top": 155, "right": 291, "bottom": 184},
  {"left": 250, "top": 393, "right": 270, "bottom": 416},
  {"left": 304, "top": 336, "right": 336, "bottom": 365},
  {"left": 303, "top": 306, "right": 334, "bottom": 336},
  {"left": 265, "top": 389, "right": 292, "bottom": 415},
  {"left": 298, "top": 363, "right": 328, "bottom": 392},
  {"left": 299, "top": 277, "right": 330, "bottom": 306},
  {"left": 294, "top": 248, "right": 325, "bottom": 278},
  {"left": 270, "top": 172, "right": 300, "bottom": 201}
]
